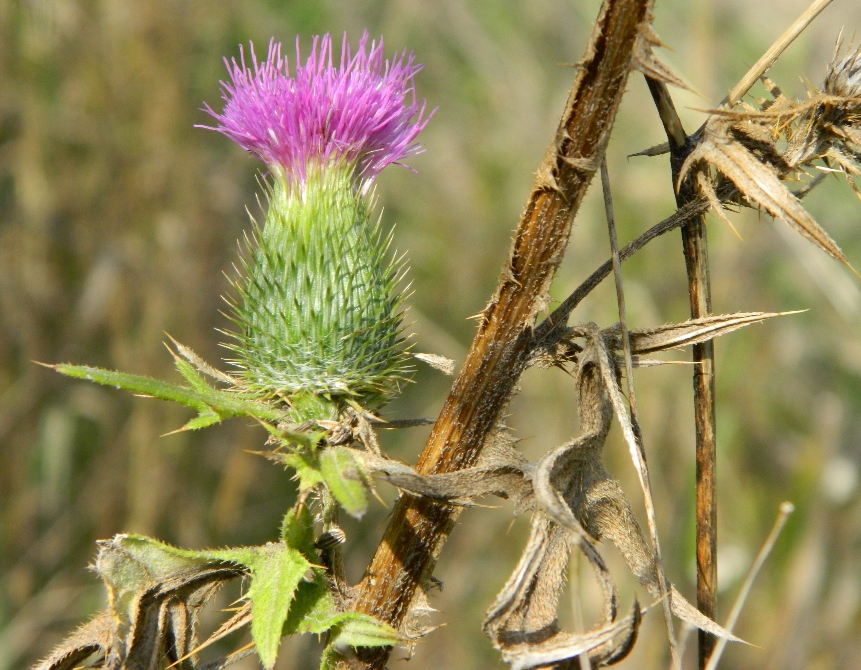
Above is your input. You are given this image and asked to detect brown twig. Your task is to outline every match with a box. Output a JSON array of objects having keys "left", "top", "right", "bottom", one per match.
[
  {"left": 534, "top": 194, "right": 715, "bottom": 350},
  {"left": 346, "top": 1, "right": 656, "bottom": 667},
  {"left": 645, "top": 76, "right": 717, "bottom": 670}
]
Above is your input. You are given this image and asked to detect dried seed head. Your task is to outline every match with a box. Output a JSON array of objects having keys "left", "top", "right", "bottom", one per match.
[{"left": 825, "top": 44, "right": 861, "bottom": 99}]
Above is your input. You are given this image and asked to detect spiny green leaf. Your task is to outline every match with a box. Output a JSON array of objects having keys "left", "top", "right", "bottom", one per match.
[
  {"left": 105, "top": 534, "right": 218, "bottom": 576},
  {"left": 319, "top": 447, "right": 369, "bottom": 519},
  {"left": 283, "top": 572, "right": 336, "bottom": 636},
  {"left": 180, "top": 411, "right": 222, "bottom": 431},
  {"left": 171, "top": 351, "right": 215, "bottom": 395},
  {"left": 271, "top": 449, "right": 325, "bottom": 492},
  {"left": 245, "top": 545, "right": 312, "bottom": 669},
  {"left": 51, "top": 363, "right": 290, "bottom": 428},
  {"left": 204, "top": 542, "right": 312, "bottom": 670},
  {"left": 280, "top": 506, "right": 317, "bottom": 559},
  {"left": 53, "top": 364, "right": 213, "bottom": 411}
]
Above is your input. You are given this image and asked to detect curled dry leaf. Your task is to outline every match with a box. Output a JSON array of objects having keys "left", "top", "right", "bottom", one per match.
[
  {"left": 357, "top": 429, "right": 535, "bottom": 514},
  {"left": 350, "top": 317, "right": 768, "bottom": 668},
  {"left": 34, "top": 538, "right": 244, "bottom": 670}
]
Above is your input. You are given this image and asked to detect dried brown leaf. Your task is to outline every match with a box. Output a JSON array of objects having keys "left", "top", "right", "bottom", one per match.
[
  {"left": 602, "top": 311, "right": 799, "bottom": 355},
  {"left": 357, "top": 432, "right": 534, "bottom": 513},
  {"left": 499, "top": 602, "right": 642, "bottom": 670},
  {"left": 33, "top": 610, "right": 116, "bottom": 670},
  {"left": 413, "top": 352, "right": 456, "bottom": 375},
  {"left": 632, "top": 23, "right": 692, "bottom": 92}
]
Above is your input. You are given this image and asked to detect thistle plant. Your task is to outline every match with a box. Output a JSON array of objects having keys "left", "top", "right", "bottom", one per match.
[
  {"left": 203, "top": 35, "right": 429, "bottom": 419},
  {"left": 37, "top": 33, "right": 433, "bottom": 670}
]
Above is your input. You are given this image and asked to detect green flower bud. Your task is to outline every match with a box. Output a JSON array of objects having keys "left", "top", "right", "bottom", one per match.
[{"left": 226, "top": 168, "right": 410, "bottom": 420}]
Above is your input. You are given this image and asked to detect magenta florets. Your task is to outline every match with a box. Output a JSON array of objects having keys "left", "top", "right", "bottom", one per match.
[{"left": 202, "top": 32, "right": 431, "bottom": 187}]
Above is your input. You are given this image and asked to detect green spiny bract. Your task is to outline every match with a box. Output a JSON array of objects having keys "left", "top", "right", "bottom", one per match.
[{"left": 226, "top": 167, "right": 412, "bottom": 421}]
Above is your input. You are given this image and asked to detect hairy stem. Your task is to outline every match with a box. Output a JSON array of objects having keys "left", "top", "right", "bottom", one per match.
[{"left": 345, "top": 1, "right": 656, "bottom": 667}]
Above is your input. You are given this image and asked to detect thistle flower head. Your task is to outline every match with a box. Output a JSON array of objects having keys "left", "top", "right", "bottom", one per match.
[{"left": 202, "top": 32, "right": 431, "bottom": 189}]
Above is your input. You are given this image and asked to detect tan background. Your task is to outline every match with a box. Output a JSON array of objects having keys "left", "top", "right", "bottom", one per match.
[{"left": 3, "top": 1, "right": 861, "bottom": 668}]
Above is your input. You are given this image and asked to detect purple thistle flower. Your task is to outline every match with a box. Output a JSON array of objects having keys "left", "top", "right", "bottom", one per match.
[{"left": 201, "top": 32, "right": 432, "bottom": 188}]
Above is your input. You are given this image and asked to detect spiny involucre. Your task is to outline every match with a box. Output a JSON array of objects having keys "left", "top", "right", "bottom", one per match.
[{"left": 201, "top": 33, "right": 432, "bottom": 420}]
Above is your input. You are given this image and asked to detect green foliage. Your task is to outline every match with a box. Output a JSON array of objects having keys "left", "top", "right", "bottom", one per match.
[
  {"left": 235, "top": 543, "right": 312, "bottom": 669},
  {"left": 52, "top": 357, "right": 290, "bottom": 431},
  {"left": 318, "top": 446, "right": 370, "bottom": 519},
  {"left": 226, "top": 168, "right": 412, "bottom": 415}
]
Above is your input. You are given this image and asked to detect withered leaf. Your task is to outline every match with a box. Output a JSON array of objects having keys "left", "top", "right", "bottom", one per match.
[
  {"left": 601, "top": 311, "right": 798, "bottom": 355},
  {"left": 35, "top": 535, "right": 245, "bottom": 670},
  {"left": 499, "top": 602, "right": 642, "bottom": 670},
  {"left": 485, "top": 329, "right": 742, "bottom": 669},
  {"left": 632, "top": 23, "right": 691, "bottom": 92},
  {"left": 357, "top": 430, "right": 534, "bottom": 513},
  {"left": 413, "top": 352, "right": 456, "bottom": 375},
  {"left": 33, "top": 610, "right": 116, "bottom": 670}
]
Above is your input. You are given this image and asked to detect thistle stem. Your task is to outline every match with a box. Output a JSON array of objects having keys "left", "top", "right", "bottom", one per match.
[
  {"left": 645, "top": 76, "right": 717, "bottom": 670},
  {"left": 345, "top": 2, "right": 657, "bottom": 667}
]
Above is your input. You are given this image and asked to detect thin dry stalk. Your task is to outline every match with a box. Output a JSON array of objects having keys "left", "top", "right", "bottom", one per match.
[
  {"left": 600, "top": 159, "right": 678, "bottom": 667},
  {"left": 723, "top": 0, "right": 835, "bottom": 107},
  {"left": 346, "top": 1, "right": 656, "bottom": 667},
  {"left": 535, "top": 195, "right": 716, "bottom": 348},
  {"left": 645, "top": 76, "right": 718, "bottom": 670},
  {"left": 704, "top": 502, "right": 795, "bottom": 670}
]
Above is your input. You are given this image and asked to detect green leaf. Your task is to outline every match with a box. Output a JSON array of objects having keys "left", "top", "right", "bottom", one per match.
[
  {"left": 172, "top": 352, "right": 216, "bottom": 395},
  {"left": 273, "top": 449, "right": 325, "bottom": 492},
  {"left": 108, "top": 534, "right": 218, "bottom": 575},
  {"left": 319, "top": 447, "right": 369, "bottom": 519},
  {"left": 283, "top": 572, "right": 337, "bottom": 636},
  {"left": 51, "top": 363, "right": 291, "bottom": 429},
  {"left": 54, "top": 364, "right": 213, "bottom": 411},
  {"left": 280, "top": 506, "right": 317, "bottom": 559},
  {"left": 182, "top": 410, "right": 222, "bottom": 431},
  {"left": 229, "top": 543, "right": 311, "bottom": 670},
  {"left": 326, "top": 613, "right": 404, "bottom": 651}
]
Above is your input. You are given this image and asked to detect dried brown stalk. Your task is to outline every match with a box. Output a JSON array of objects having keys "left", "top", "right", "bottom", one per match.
[
  {"left": 645, "top": 74, "right": 718, "bottom": 669},
  {"left": 722, "top": 0, "right": 835, "bottom": 107},
  {"left": 346, "top": 0, "right": 657, "bottom": 667}
]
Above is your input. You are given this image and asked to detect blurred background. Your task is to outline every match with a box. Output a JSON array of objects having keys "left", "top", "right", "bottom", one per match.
[{"left": 3, "top": 0, "right": 861, "bottom": 668}]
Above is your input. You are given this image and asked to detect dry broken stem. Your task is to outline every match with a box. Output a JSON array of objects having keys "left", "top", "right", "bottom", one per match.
[{"left": 346, "top": 2, "right": 661, "bottom": 667}]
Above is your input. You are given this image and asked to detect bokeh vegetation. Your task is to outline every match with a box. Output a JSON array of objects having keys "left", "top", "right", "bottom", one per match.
[{"left": 3, "top": 1, "right": 861, "bottom": 668}]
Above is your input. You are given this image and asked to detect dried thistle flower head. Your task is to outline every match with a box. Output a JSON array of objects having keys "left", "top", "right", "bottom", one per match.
[
  {"left": 825, "top": 43, "right": 861, "bottom": 98},
  {"left": 202, "top": 34, "right": 432, "bottom": 419},
  {"left": 676, "top": 36, "right": 861, "bottom": 276}
]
